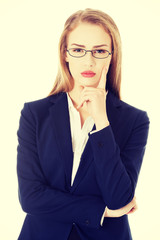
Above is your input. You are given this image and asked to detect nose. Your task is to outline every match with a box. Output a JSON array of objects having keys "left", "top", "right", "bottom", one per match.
[{"left": 83, "top": 51, "right": 96, "bottom": 67}]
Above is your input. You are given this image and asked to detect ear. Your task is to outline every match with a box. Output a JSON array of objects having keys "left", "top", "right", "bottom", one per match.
[
  {"left": 65, "top": 50, "right": 69, "bottom": 62},
  {"left": 108, "top": 54, "right": 112, "bottom": 67}
]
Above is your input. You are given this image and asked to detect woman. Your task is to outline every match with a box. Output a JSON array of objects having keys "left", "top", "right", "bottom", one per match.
[{"left": 17, "top": 8, "right": 150, "bottom": 240}]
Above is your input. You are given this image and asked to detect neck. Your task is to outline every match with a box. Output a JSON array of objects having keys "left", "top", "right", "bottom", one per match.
[{"left": 68, "top": 85, "right": 84, "bottom": 107}]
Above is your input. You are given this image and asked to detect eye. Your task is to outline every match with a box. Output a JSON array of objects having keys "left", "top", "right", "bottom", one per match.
[
  {"left": 94, "top": 49, "right": 107, "bottom": 54},
  {"left": 72, "top": 48, "right": 85, "bottom": 53}
]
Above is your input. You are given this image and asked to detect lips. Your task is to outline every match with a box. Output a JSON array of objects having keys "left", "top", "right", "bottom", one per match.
[{"left": 81, "top": 71, "right": 96, "bottom": 78}]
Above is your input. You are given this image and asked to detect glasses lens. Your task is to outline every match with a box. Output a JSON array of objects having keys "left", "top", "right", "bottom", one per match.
[
  {"left": 69, "top": 48, "right": 85, "bottom": 57},
  {"left": 92, "top": 49, "right": 109, "bottom": 59}
]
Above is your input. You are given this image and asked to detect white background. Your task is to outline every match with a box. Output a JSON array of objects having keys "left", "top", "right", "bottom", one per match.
[{"left": 0, "top": 0, "right": 160, "bottom": 239}]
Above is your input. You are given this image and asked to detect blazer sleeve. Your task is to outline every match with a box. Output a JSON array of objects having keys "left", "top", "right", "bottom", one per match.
[
  {"left": 89, "top": 110, "right": 150, "bottom": 210},
  {"left": 17, "top": 103, "right": 106, "bottom": 229}
]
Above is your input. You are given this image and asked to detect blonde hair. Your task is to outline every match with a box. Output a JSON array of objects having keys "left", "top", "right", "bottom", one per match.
[{"left": 48, "top": 8, "right": 122, "bottom": 99}]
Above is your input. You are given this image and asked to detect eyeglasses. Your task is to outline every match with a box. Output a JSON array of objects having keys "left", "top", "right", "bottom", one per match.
[{"left": 67, "top": 48, "right": 113, "bottom": 59}]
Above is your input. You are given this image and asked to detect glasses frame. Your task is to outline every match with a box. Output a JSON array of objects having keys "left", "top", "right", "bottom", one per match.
[{"left": 66, "top": 48, "right": 113, "bottom": 59}]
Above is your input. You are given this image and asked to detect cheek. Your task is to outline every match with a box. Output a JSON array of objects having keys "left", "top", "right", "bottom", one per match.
[
  {"left": 99, "top": 59, "right": 111, "bottom": 74},
  {"left": 96, "top": 61, "right": 108, "bottom": 74},
  {"left": 68, "top": 60, "right": 79, "bottom": 77}
]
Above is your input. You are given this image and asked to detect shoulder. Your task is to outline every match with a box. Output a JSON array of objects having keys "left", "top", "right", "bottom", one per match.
[
  {"left": 25, "top": 92, "right": 63, "bottom": 108},
  {"left": 108, "top": 91, "right": 150, "bottom": 125},
  {"left": 20, "top": 92, "right": 64, "bottom": 119}
]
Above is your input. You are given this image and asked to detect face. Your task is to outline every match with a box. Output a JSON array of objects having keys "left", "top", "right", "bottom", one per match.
[{"left": 65, "top": 22, "right": 112, "bottom": 89}]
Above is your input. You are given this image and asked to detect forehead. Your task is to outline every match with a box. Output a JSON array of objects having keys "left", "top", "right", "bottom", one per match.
[{"left": 67, "top": 23, "right": 112, "bottom": 47}]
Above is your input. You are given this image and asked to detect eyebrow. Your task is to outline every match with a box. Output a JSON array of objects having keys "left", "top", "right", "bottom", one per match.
[{"left": 71, "top": 43, "right": 108, "bottom": 48}]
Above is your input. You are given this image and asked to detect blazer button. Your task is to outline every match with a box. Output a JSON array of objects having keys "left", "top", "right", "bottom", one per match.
[
  {"left": 98, "top": 142, "right": 103, "bottom": 147},
  {"left": 85, "top": 220, "right": 89, "bottom": 225}
]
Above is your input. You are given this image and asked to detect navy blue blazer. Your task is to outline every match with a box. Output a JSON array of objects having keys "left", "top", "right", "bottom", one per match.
[{"left": 17, "top": 91, "right": 150, "bottom": 240}]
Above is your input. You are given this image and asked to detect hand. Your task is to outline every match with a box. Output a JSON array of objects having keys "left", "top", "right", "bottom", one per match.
[
  {"left": 104, "top": 196, "right": 138, "bottom": 218},
  {"left": 77, "top": 66, "right": 109, "bottom": 130}
]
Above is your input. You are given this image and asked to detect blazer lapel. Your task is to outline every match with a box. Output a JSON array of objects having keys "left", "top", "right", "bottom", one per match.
[
  {"left": 70, "top": 133, "right": 95, "bottom": 193},
  {"left": 49, "top": 92, "right": 73, "bottom": 190},
  {"left": 107, "top": 91, "right": 128, "bottom": 149},
  {"left": 107, "top": 91, "right": 122, "bottom": 145}
]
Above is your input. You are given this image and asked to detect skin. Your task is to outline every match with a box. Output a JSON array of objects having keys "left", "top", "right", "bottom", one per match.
[{"left": 66, "top": 22, "right": 137, "bottom": 218}]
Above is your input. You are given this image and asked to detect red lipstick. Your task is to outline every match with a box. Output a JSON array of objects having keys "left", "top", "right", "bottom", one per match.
[{"left": 81, "top": 71, "right": 96, "bottom": 78}]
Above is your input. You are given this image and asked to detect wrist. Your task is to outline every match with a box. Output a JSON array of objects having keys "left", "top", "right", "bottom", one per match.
[{"left": 95, "top": 116, "right": 110, "bottom": 131}]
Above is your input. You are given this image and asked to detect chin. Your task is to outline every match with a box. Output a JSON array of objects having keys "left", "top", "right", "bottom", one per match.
[{"left": 79, "top": 78, "right": 99, "bottom": 88}]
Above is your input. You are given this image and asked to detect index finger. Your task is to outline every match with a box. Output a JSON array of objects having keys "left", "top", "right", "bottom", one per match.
[{"left": 97, "top": 65, "right": 108, "bottom": 89}]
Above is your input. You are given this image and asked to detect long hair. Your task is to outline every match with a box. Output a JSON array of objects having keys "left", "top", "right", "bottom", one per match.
[{"left": 48, "top": 8, "right": 122, "bottom": 99}]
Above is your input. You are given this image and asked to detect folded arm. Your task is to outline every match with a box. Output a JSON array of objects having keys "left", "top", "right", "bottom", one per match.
[{"left": 89, "top": 111, "right": 150, "bottom": 210}]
